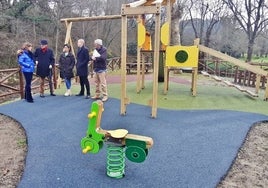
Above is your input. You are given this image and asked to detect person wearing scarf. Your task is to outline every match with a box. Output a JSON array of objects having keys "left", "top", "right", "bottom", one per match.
[{"left": 34, "top": 39, "right": 56, "bottom": 97}]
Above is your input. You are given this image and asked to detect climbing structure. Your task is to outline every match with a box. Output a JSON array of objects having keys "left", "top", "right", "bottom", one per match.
[
  {"left": 120, "top": 0, "right": 175, "bottom": 118},
  {"left": 163, "top": 38, "right": 268, "bottom": 100}
]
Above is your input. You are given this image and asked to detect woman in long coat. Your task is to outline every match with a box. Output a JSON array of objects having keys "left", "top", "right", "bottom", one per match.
[{"left": 59, "top": 44, "right": 75, "bottom": 96}]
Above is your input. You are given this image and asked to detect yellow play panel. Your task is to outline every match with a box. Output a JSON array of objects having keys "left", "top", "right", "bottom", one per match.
[{"left": 166, "top": 45, "right": 199, "bottom": 67}]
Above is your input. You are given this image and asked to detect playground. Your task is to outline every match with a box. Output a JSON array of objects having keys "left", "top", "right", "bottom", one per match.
[{"left": 1, "top": 72, "right": 268, "bottom": 187}]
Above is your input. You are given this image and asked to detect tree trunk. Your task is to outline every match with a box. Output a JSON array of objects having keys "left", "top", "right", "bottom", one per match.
[
  {"left": 55, "top": 25, "right": 59, "bottom": 60},
  {"left": 171, "top": 18, "right": 181, "bottom": 45},
  {"left": 246, "top": 39, "right": 254, "bottom": 62}
]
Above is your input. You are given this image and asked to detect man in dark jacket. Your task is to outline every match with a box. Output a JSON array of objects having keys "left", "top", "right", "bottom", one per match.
[
  {"left": 35, "top": 39, "right": 56, "bottom": 97},
  {"left": 91, "top": 39, "right": 108, "bottom": 102},
  {"left": 76, "top": 39, "right": 90, "bottom": 99}
]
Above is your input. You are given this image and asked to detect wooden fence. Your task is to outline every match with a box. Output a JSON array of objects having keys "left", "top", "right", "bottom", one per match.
[
  {"left": 200, "top": 59, "right": 267, "bottom": 88},
  {"left": 0, "top": 67, "right": 57, "bottom": 103},
  {"left": 0, "top": 57, "right": 122, "bottom": 103},
  {"left": 0, "top": 68, "right": 23, "bottom": 99},
  {"left": 1, "top": 57, "right": 267, "bottom": 102}
]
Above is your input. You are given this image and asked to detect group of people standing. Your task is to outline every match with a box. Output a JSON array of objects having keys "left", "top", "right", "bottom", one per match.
[{"left": 18, "top": 38, "right": 108, "bottom": 103}]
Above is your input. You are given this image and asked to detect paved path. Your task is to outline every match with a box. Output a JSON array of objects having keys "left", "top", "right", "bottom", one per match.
[{"left": 0, "top": 96, "right": 267, "bottom": 188}]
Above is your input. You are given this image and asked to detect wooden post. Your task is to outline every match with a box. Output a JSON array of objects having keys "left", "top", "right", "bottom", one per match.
[
  {"left": 136, "top": 46, "right": 141, "bottom": 93},
  {"left": 163, "top": 0, "right": 172, "bottom": 95},
  {"left": 120, "top": 13, "right": 128, "bottom": 115},
  {"left": 192, "top": 39, "right": 200, "bottom": 96},
  {"left": 141, "top": 52, "right": 146, "bottom": 89},
  {"left": 64, "top": 21, "right": 75, "bottom": 56},
  {"left": 265, "top": 77, "right": 268, "bottom": 100},
  {"left": 136, "top": 17, "right": 142, "bottom": 93},
  {"left": 191, "top": 67, "right": 198, "bottom": 96},
  {"left": 53, "top": 66, "right": 57, "bottom": 89},
  {"left": 64, "top": 21, "right": 71, "bottom": 44},
  {"left": 151, "top": 4, "right": 161, "bottom": 118},
  {"left": 255, "top": 74, "right": 261, "bottom": 94},
  {"left": 234, "top": 66, "right": 238, "bottom": 84},
  {"left": 163, "top": 66, "right": 168, "bottom": 94},
  {"left": 18, "top": 68, "right": 24, "bottom": 99}
]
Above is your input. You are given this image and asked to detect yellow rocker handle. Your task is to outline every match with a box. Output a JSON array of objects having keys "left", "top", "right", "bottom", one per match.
[
  {"left": 82, "top": 146, "right": 92, "bottom": 154},
  {"left": 88, "top": 112, "right": 96, "bottom": 119}
]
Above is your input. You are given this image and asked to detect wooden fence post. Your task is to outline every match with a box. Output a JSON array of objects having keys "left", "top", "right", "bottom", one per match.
[{"left": 18, "top": 68, "right": 24, "bottom": 99}]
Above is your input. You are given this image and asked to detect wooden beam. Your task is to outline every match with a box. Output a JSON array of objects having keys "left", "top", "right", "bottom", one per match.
[
  {"left": 198, "top": 44, "right": 268, "bottom": 76},
  {"left": 255, "top": 74, "right": 261, "bottom": 94},
  {"left": 120, "top": 15, "right": 128, "bottom": 115},
  {"left": 137, "top": 45, "right": 142, "bottom": 93},
  {"left": 144, "top": 0, "right": 176, "bottom": 6},
  {"left": 127, "top": 0, "right": 175, "bottom": 6},
  {"left": 265, "top": 81, "right": 268, "bottom": 100},
  {"left": 64, "top": 21, "right": 72, "bottom": 44},
  {"left": 151, "top": 4, "right": 161, "bottom": 118},
  {"left": 191, "top": 67, "right": 198, "bottom": 96},
  {"left": 60, "top": 15, "right": 121, "bottom": 23},
  {"left": 163, "top": 0, "right": 172, "bottom": 95},
  {"left": 121, "top": 4, "right": 160, "bottom": 15},
  {"left": 128, "top": 0, "right": 147, "bottom": 7},
  {"left": 63, "top": 21, "right": 76, "bottom": 61},
  {"left": 136, "top": 15, "right": 142, "bottom": 93},
  {"left": 141, "top": 53, "right": 146, "bottom": 89}
]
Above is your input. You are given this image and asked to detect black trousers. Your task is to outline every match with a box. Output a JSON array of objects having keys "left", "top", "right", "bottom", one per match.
[
  {"left": 79, "top": 76, "right": 90, "bottom": 95},
  {"left": 23, "top": 72, "right": 33, "bottom": 101}
]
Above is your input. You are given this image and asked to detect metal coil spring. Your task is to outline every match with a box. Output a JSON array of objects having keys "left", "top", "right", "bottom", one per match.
[{"left": 106, "top": 145, "right": 125, "bottom": 178}]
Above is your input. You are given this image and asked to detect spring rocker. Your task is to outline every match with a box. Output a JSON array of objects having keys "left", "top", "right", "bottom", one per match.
[{"left": 81, "top": 100, "right": 154, "bottom": 178}]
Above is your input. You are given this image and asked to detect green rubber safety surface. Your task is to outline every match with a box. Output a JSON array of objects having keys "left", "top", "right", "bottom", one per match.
[{"left": 175, "top": 50, "right": 188, "bottom": 63}]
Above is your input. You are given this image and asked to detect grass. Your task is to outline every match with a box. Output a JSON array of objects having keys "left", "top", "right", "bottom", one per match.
[
  {"left": 244, "top": 56, "right": 268, "bottom": 63},
  {"left": 55, "top": 73, "right": 268, "bottom": 116},
  {"left": 17, "top": 138, "right": 27, "bottom": 148}
]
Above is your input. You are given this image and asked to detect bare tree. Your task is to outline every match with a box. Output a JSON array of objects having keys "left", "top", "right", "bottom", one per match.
[
  {"left": 223, "top": 0, "right": 268, "bottom": 62},
  {"left": 203, "top": 1, "right": 226, "bottom": 47},
  {"left": 216, "top": 16, "right": 247, "bottom": 58},
  {"left": 45, "top": 0, "right": 75, "bottom": 59},
  {"left": 177, "top": 4, "right": 191, "bottom": 45},
  {"left": 0, "top": 0, "right": 11, "bottom": 12},
  {"left": 187, "top": 0, "right": 225, "bottom": 47}
]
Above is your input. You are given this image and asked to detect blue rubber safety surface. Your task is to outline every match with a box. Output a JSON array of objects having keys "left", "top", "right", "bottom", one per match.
[{"left": 0, "top": 96, "right": 267, "bottom": 188}]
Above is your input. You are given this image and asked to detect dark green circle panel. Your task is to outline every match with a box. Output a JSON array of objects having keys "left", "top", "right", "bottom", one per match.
[
  {"left": 125, "top": 146, "right": 146, "bottom": 163},
  {"left": 175, "top": 50, "right": 188, "bottom": 63}
]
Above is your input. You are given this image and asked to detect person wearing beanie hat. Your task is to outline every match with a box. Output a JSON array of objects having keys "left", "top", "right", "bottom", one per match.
[
  {"left": 40, "top": 40, "right": 48, "bottom": 45},
  {"left": 91, "top": 38, "right": 108, "bottom": 102},
  {"left": 75, "top": 39, "right": 91, "bottom": 98},
  {"left": 34, "top": 39, "right": 56, "bottom": 97}
]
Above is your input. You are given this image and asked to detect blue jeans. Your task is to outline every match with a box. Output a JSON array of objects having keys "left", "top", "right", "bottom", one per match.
[{"left": 65, "top": 78, "right": 71, "bottom": 89}]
